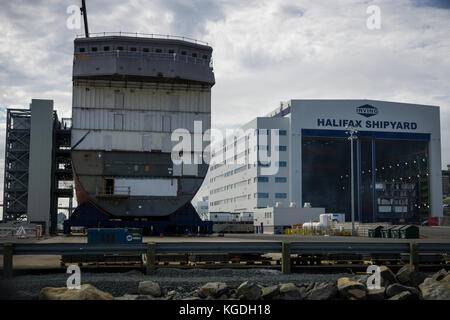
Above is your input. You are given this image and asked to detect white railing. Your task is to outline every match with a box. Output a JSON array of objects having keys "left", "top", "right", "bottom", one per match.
[{"left": 76, "top": 32, "right": 210, "bottom": 46}]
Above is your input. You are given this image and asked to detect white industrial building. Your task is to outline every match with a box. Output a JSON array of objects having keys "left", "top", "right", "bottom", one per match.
[{"left": 208, "top": 99, "right": 442, "bottom": 233}]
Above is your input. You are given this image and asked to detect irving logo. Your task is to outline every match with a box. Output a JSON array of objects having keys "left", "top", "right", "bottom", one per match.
[{"left": 356, "top": 104, "right": 378, "bottom": 118}]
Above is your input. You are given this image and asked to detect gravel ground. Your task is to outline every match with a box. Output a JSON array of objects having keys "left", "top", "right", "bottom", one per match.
[{"left": 0, "top": 268, "right": 354, "bottom": 300}]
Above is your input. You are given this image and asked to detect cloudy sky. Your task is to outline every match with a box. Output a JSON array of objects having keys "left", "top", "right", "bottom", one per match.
[{"left": 0, "top": 0, "right": 449, "bottom": 216}]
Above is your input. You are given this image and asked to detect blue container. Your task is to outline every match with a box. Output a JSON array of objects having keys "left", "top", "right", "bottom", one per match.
[{"left": 88, "top": 228, "right": 143, "bottom": 244}]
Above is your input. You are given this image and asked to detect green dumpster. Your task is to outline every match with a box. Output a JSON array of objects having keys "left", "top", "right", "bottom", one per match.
[
  {"left": 400, "top": 225, "right": 420, "bottom": 239},
  {"left": 390, "top": 225, "right": 404, "bottom": 238},
  {"left": 368, "top": 225, "right": 383, "bottom": 238},
  {"left": 381, "top": 226, "right": 394, "bottom": 238}
]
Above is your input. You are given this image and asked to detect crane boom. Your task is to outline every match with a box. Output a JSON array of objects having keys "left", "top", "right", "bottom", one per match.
[{"left": 80, "top": 0, "right": 89, "bottom": 37}]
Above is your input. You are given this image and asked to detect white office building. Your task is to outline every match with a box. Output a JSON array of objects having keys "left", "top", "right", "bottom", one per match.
[{"left": 208, "top": 99, "right": 442, "bottom": 230}]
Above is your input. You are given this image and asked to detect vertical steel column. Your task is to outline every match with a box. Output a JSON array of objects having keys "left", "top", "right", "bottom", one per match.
[
  {"left": 357, "top": 138, "right": 362, "bottom": 223},
  {"left": 3, "top": 243, "right": 13, "bottom": 277},
  {"left": 2, "top": 110, "right": 10, "bottom": 221},
  {"left": 146, "top": 242, "right": 156, "bottom": 275},
  {"left": 409, "top": 242, "right": 419, "bottom": 270},
  {"left": 281, "top": 241, "right": 291, "bottom": 274},
  {"left": 350, "top": 138, "right": 355, "bottom": 236},
  {"left": 372, "top": 137, "right": 377, "bottom": 223}
]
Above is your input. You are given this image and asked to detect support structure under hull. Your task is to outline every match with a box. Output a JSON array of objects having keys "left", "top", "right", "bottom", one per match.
[{"left": 63, "top": 202, "right": 213, "bottom": 235}]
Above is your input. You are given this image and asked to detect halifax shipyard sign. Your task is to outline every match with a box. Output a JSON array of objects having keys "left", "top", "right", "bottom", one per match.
[{"left": 317, "top": 104, "right": 418, "bottom": 130}]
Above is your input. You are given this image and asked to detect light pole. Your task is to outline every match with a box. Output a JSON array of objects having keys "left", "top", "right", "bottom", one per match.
[{"left": 345, "top": 126, "right": 358, "bottom": 236}]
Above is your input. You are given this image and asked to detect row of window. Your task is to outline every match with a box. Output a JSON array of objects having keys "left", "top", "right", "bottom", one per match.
[
  {"left": 254, "top": 193, "right": 287, "bottom": 199},
  {"left": 210, "top": 192, "right": 288, "bottom": 206},
  {"left": 211, "top": 129, "right": 287, "bottom": 158},
  {"left": 255, "top": 177, "right": 287, "bottom": 183},
  {"left": 258, "top": 161, "right": 287, "bottom": 167},
  {"left": 210, "top": 160, "right": 288, "bottom": 184},
  {"left": 210, "top": 175, "right": 287, "bottom": 195},
  {"left": 77, "top": 46, "right": 209, "bottom": 59}
]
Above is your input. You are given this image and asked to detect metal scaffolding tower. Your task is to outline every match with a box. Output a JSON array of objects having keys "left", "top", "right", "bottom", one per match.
[
  {"left": 2, "top": 105, "right": 73, "bottom": 234},
  {"left": 3, "top": 109, "right": 31, "bottom": 222}
]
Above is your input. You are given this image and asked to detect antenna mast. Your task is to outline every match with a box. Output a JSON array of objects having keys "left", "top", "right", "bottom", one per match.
[{"left": 80, "top": 0, "right": 89, "bottom": 37}]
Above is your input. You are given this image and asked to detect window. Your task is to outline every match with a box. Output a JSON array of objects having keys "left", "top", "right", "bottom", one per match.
[
  {"left": 192, "top": 53, "right": 198, "bottom": 58},
  {"left": 254, "top": 193, "right": 269, "bottom": 199},
  {"left": 258, "top": 161, "right": 271, "bottom": 167},
  {"left": 117, "top": 46, "right": 124, "bottom": 51},
  {"left": 79, "top": 47, "right": 86, "bottom": 53},
  {"left": 143, "top": 48, "right": 150, "bottom": 53},
  {"left": 278, "top": 130, "right": 287, "bottom": 136},
  {"left": 168, "top": 49, "right": 175, "bottom": 54},
  {"left": 275, "top": 193, "right": 287, "bottom": 199},
  {"left": 202, "top": 55, "right": 208, "bottom": 59},
  {"left": 104, "top": 46, "right": 110, "bottom": 51},
  {"left": 277, "top": 146, "right": 287, "bottom": 151},
  {"left": 155, "top": 48, "right": 162, "bottom": 53},
  {"left": 181, "top": 51, "right": 187, "bottom": 55},
  {"left": 130, "top": 47, "right": 137, "bottom": 52},
  {"left": 255, "top": 177, "right": 269, "bottom": 183},
  {"left": 91, "top": 47, "right": 98, "bottom": 52},
  {"left": 277, "top": 161, "right": 287, "bottom": 167},
  {"left": 275, "top": 177, "right": 287, "bottom": 183}
]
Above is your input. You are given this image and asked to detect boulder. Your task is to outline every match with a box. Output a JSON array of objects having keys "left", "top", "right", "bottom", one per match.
[
  {"left": 379, "top": 266, "right": 397, "bottom": 287},
  {"left": 261, "top": 285, "right": 280, "bottom": 300},
  {"left": 395, "top": 265, "right": 414, "bottom": 285},
  {"left": 236, "top": 281, "right": 262, "bottom": 300},
  {"left": 337, "top": 277, "right": 367, "bottom": 298},
  {"left": 367, "top": 287, "right": 385, "bottom": 300},
  {"left": 182, "top": 297, "right": 202, "bottom": 300},
  {"left": 431, "top": 269, "right": 448, "bottom": 281},
  {"left": 279, "top": 283, "right": 305, "bottom": 300},
  {"left": 419, "top": 278, "right": 450, "bottom": 300},
  {"left": 40, "top": 284, "right": 114, "bottom": 300},
  {"left": 386, "top": 283, "right": 420, "bottom": 299},
  {"left": 198, "top": 282, "right": 228, "bottom": 298},
  {"left": 138, "top": 281, "right": 161, "bottom": 297},
  {"left": 305, "top": 282, "right": 338, "bottom": 300},
  {"left": 116, "top": 294, "right": 157, "bottom": 300},
  {"left": 396, "top": 264, "right": 427, "bottom": 286},
  {"left": 347, "top": 289, "right": 367, "bottom": 300},
  {"left": 440, "top": 274, "right": 450, "bottom": 290},
  {"left": 388, "top": 291, "right": 415, "bottom": 300}
]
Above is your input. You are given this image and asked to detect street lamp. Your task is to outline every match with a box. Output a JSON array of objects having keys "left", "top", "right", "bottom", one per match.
[{"left": 345, "top": 125, "right": 358, "bottom": 236}]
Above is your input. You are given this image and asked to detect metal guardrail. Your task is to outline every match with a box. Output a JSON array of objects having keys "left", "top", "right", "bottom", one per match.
[
  {"left": 1, "top": 241, "right": 449, "bottom": 277},
  {"left": 156, "top": 242, "right": 281, "bottom": 254},
  {"left": 76, "top": 32, "right": 210, "bottom": 46},
  {"left": 290, "top": 242, "right": 412, "bottom": 255},
  {"left": 1, "top": 242, "right": 450, "bottom": 256}
]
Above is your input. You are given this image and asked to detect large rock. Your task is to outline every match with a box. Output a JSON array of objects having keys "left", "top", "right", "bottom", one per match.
[
  {"left": 388, "top": 291, "right": 415, "bottom": 300},
  {"left": 138, "top": 281, "right": 162, "bottom": 297},
  {"left": 305, "top": 282, "right": 338, "bottom": 300},
  {"left": 261, "top": 285, "right": 280, "bottom": 300},
  {"left": 236, "top": 281, "right": 262, "bottom": 300},
  {"left": 347, "top": 289, "right": 367, "bottom": 300},
  {"left": 395, "top": 265, "right": 414, "bottom": 285},
  {"left": 386, "top": 283, "right": 420, "bottom": 299},
  {"left": 379, "top": 266, "right": 397, "bottom": 287},
  {"left": 40, "top": 284, "right": 114, "bottom": 300},
  {"left": 419, "top": 277, "right": 450, "bottom": 300},
  {"left": 441, "top": 274, "right": 450, "bottom": 290},
  {"left": 431, "top": 269, "right": 448, "bottom": 282},
  {"left": 279, "top": 283, "right": 306, "bottom": 300},
  {"left": 367, "top": 287, "right": 385, "bottom": 300},
  {"left": 116, "top": 294, "right": 156, "bottom": 300},
  {"left": 395, "top": 264, "right": 427, "bottom": 286},
  {"left": 337, "top": 277, "right": 367, "bottom": 298},
  {"left": 198, "top": 282, "right": 228, "bottom": 298}
]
